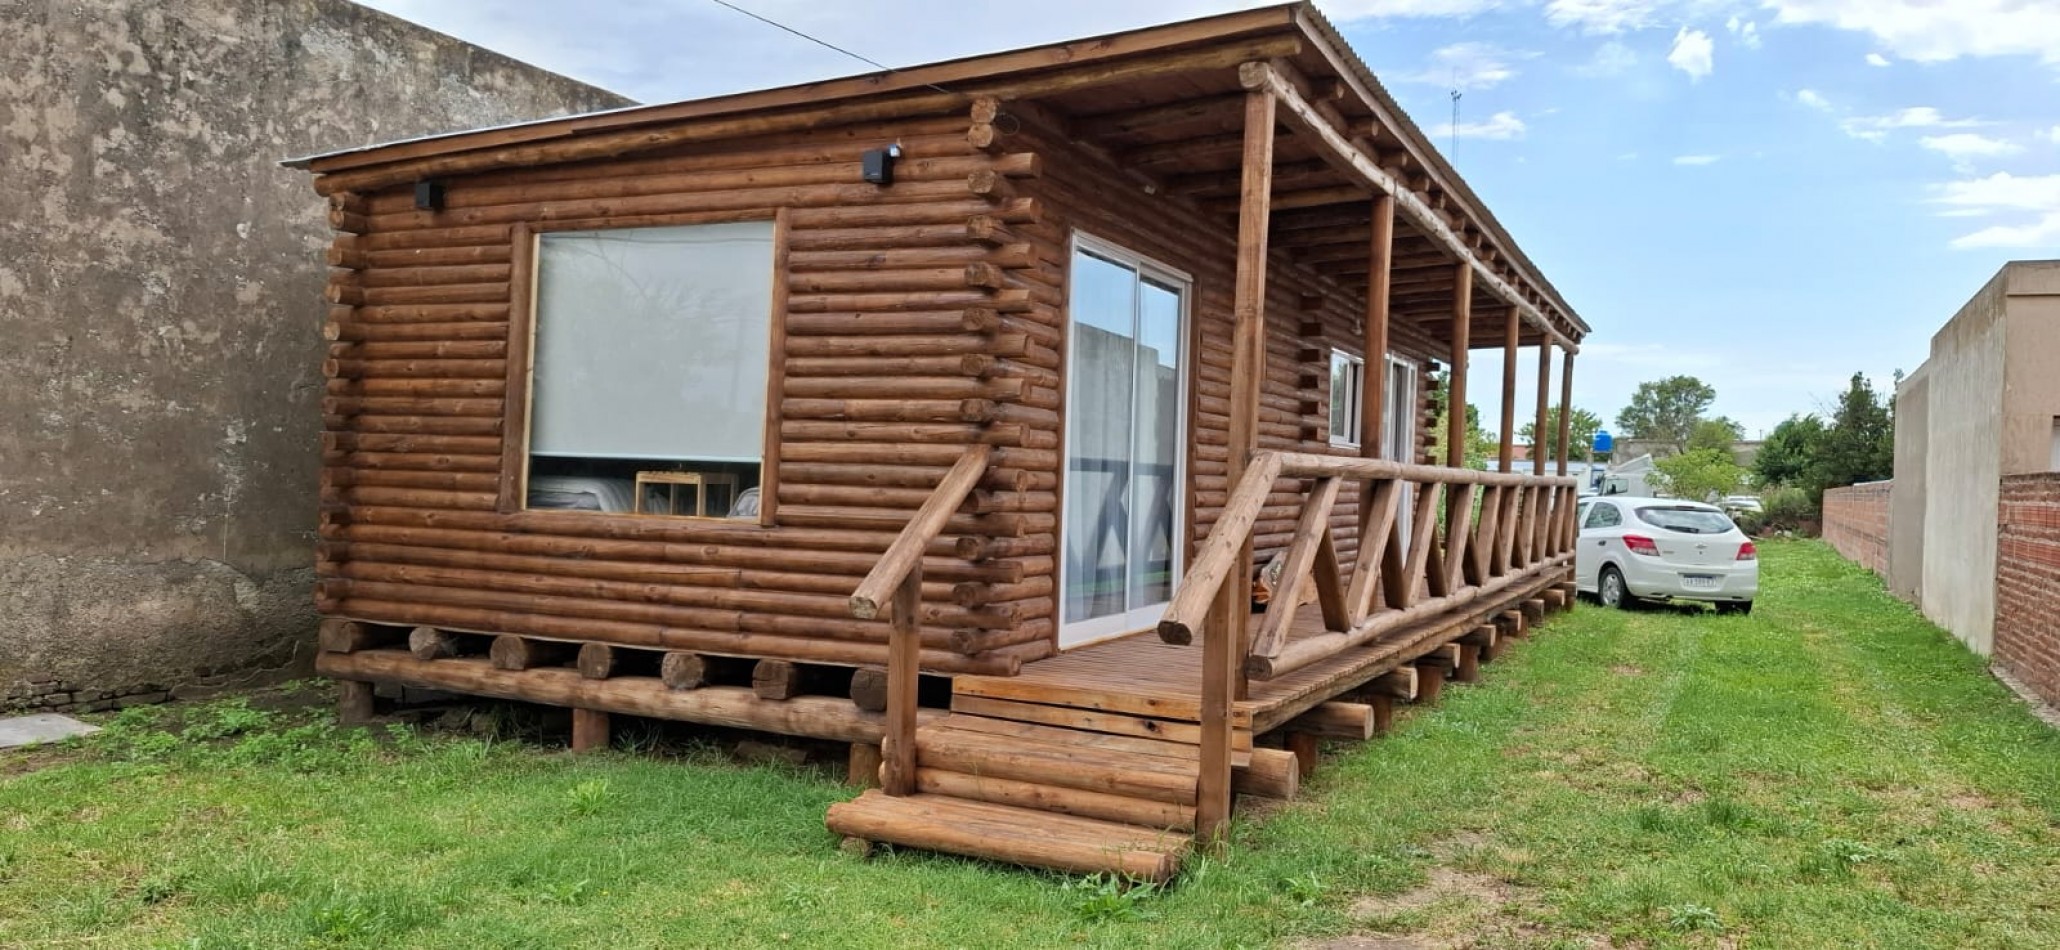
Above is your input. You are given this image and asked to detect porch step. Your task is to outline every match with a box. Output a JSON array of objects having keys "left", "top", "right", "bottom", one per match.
[
  {"left": 826, "top": 790, "right": 1191, "bottom": 882},
  {"left": 917, "top": 715, "right": 1201, "bottom": 804}
]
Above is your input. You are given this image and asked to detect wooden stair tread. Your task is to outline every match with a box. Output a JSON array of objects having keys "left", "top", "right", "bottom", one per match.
[
  {"left": 827, "top": 790, "right": 1189, "bottom": 882},
  {"left": 927, "top": 713, "right": 1250, "bottom": 767},
  {"left": 916, "top": 721, "right": 1200, "bottom": 804}
]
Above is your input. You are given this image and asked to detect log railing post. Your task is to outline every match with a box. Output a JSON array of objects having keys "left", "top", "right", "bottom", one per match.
[
  {"left": 881, "top": 564, "right": 921, "bottom": 795},
  {"left": 1557, "top": 347, "right": 1578, "bottom": 554},
  {"left": 1199, "top": 67, "right": 1277, "bottom": 844},
  {"left": 1447, "top": 264, "right": 1472, "bottom": 471},
  {"left": 845, "top": 444, "right": 992, "bottom": 798},
  {"left": 1534, "top": 342, "right": 1554, "bottom": 558},
  {"left": 1497, "top": 306, "right": 1518, "bottom": 473}
]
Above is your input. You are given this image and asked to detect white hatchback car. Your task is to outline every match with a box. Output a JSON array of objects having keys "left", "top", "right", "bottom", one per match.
[{"left": 1574, "top": 497, "right": 1758, "bottom": 615}]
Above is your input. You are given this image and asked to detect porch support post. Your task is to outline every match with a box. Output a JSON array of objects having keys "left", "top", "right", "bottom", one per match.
[
  {"left": 1497, "top": 307, "right": 1518, "bottom": 473},
  {"left": 1556, "top": 348, "right": 1576, "bottom": 477},
  {"left": 1533, "top": 340, "right": 1555, "bottom": 561},
  {"left": 1361, "top": 195, "right": 1393, "bottom": 458},
  {"left": 1446, "top": 264, "right": 1472, "bottom": 470},
  {"left": 1201, "top": 68, "right": 1276, "bottom": 843}
]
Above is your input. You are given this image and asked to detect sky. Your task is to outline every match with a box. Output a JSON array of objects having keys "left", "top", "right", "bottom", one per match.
[{"left": 357, "top": 0, "right": 2060, "bottom": 440}]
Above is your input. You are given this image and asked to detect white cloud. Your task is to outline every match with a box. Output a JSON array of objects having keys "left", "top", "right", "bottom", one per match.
[
  {"left": 1793, "top": 88, "right": 1832, "bottom": 111},
  {"left": 1544, "top": 0, "right": 1670, "bottom": 34},
  {"left": 2049, "top": 126, "right": 2060, "bottom": 145},
  {"left": 1763, "top": 0, "right": 2060, "bottom": 66},
  {"left": 1575, "top": 40, "right": 1639, "bottom": 76},
  {"left": 1406, "top": 41, "right": 1534, "bottom": 90},
  {"left": 1932, "top": 173, "right": 2060, "bottom": 249},
  {"left": 1838, "top": 106, "right": 1981, "bottom": 143},
  {"left": 1433, "top": 110, "right": 1528, "bottom": 140},
  {"left": 1865, "top": 52, "right": 1891, "bottom": 67},
  {"left": 1727, "top": 16, "right": 1762, "bottom": 49},
  {"left": 1319, "top": 0, "right": 1510, "bottom": 17},
  {"left": 1919, "top": 133, "right": 2023, "bottom": 170},
  {"left": 1667, "top": 27, "right": 1714, "bottom": 80},
  {"left": 1673, "top": 154, "right": 1721, "bottom": 165}
]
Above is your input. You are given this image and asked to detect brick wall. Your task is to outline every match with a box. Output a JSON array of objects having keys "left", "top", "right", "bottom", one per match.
[
  {"left": 1996, "top": 474, "right": 2060, "bottom": 707},
  {"left": 1823, "top": 480, "right": 1892, "bottom": 578}
]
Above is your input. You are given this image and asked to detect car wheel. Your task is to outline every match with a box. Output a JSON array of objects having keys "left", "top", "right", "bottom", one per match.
[
  {"left": 1717, "top": 601, "right": 1753, "bottom": 616},
  {"left": 1598, "top": 567, "right": 1636, "bottom": 610}
]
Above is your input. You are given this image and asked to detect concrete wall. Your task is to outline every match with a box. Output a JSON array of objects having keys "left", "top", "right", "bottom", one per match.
[
  {"left": 1995, "top": 474, "right": 2060, "bottom": 708},
  {"left": 1890, "top": 369, "right": 1929, "bottom": 602},
  {"left": 1999, "top": 263, "right": 2060, "bottom": 477},
  {"left": 1822, "top": 481, "right": 1891, "bottom": 579},
  {"left": 1916, "top": 269, "right": 2009, "bottom": 654},
  {"left": 0, "top": 0, "right": 629, "bottom": 710}
]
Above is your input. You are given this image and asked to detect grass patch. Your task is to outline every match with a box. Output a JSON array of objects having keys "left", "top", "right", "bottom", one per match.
[{"left": 4, "top": 542, "right": 2059, "bottom": 947}]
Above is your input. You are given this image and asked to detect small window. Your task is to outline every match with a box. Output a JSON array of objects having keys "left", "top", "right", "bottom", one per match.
[
  {"left": 1329, "top": 351, "right": 1365, "bottom": 447},
  {"left": 1585, "top": 503, "right": 1622, "bottom": 529},
  {"left": 522, "top": 221, "right": 775, "bottom": 519}
]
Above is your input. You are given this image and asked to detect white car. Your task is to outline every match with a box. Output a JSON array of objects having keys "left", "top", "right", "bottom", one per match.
[{"left": 1574, "top": 497, "right": 1758, "bottom": 615}]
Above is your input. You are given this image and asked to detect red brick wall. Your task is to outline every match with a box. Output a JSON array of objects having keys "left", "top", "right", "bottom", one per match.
[
  {"left": 1823, "top": 481, "right": 1892, "bottom": 578},
  {"left": 1997, "top": 474, "right": 2060, "bottom": 707}
]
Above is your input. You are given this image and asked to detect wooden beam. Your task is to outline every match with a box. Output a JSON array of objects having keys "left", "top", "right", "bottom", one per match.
[
  {"left": 1498, "top": 307, "right": 1518, "bottom": 472},
  {"left": 1200, "top": 76, "right": 1277, "bottom": 844},
  {"left": 1535, "top": 342, "right": 1553, "bottom": 478},
  {"left": 881, "top": 566, "right": 922, "bottom": 796},
  {"left": 1557, "top": 348, "right": 1576, "bottom": 478},
  {"left": 1447, "top": 263, "right": 1471, "bottom": 470},
  {"left": 1243, "top": 63, "right": 1574, "bottom": 352}
]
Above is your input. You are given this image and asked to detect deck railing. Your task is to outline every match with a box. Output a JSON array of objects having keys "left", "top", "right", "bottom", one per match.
[
  {"left": 1160, "top": 450, "right": 1580, "bottom": 679},
  {"left": 847, "top": 444, "right": 993, "bottom": 796}
]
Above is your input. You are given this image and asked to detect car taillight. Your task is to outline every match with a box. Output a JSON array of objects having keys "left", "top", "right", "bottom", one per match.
[
  {"left": 1623, "top": 534, "right": 1660, "bottom": 556},
  {"left": 1737, "top": 541, "right": 1757, "bottom": 561}
]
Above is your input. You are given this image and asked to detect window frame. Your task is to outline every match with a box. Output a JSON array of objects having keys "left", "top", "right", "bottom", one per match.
[
  {"left": 1328, "top": 349, "right": 1366, "bottom": 449},
  {"left": 1057, "top": 231, "right": 1194, "bottom": 649},
  {"left": 497, "top": 209, "right": 789, "bottom": 526}
]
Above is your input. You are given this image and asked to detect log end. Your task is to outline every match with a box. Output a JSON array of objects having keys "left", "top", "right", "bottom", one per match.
[
  {"left": 849, "top": 596, "right": 882, "bottom": 621},
  {"left": 1156, "top": 620, "right": 1193, "bottom": 646}
]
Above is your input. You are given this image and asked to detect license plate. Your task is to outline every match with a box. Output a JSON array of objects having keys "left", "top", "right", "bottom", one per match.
[{"left": 1681, "top": 574, "right": 1719, "bottom": 591}]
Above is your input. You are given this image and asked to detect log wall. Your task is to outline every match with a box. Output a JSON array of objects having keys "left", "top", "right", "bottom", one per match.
[{"left": 315, "top": 105, "right": 1452, "bottom": 675}]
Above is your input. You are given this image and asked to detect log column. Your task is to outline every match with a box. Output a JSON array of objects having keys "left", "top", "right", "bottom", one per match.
[
  {"left": 1534, "top": 341, "right": 1555, "bottom": 559},
  {"left": 1361, "top": 195, "right": 1393, "bottom": 460},
  {"left": 1447, "top": 265, "right": 1472, "bottom": 470},
  {"left": 1200, "top": 67, "right": 1278, "bottom": 843},
  {"left": 1557, "top": 347, "right": 1578, "bottom": 552},
  {"left": 1497, "top": 307, "right": 1518, "bottom": 473}
]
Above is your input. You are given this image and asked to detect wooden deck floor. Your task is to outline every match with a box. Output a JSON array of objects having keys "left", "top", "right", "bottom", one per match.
[{"left": 956, "top": 568, "right": 1566, "bottom": 734}]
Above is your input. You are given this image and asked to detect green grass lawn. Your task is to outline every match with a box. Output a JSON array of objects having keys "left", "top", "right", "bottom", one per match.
[{"left": 6, "top": 540, "right": 2060, "bottom": 949}]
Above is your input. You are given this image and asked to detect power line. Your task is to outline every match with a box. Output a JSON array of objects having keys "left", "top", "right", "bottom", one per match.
[{"left": 704, "top": 0, "right": 957, "bottom": 98}]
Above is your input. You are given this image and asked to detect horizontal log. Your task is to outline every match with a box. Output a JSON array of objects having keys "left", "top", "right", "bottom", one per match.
[
  {"left": 317, "top": 651, "right": 940, "bottom": 742},
  {"left": 325, "top": 320, "right": 510, "bottom": 343},
  {"left": 785, "top": 309, "right": 997, "bottom": 336},
  {"left": 1285, "top": 701, "right": 1375, "bottom": 741}
]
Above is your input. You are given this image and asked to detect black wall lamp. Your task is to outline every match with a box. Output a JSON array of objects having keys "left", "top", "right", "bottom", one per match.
[
  {"left": 414, "top": 179, "right": 445, "bottom": 212},
  {"left": 861, "top": 144, "right": 902, "bottom": 185}
]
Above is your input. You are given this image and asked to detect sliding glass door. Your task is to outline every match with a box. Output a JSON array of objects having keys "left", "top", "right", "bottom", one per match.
[{"left": 1060, "top": 238, "right": 1188, "bottom": 648}]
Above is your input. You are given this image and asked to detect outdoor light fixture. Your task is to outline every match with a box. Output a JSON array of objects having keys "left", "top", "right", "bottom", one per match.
[
  {"left": 414, "top": 179, "right": 445, "bottom": 212},
  {"left": 861, "top": 144, "right": 901, "bottom": 185}
]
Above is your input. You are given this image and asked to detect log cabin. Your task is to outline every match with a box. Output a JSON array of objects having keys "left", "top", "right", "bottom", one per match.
[{"left": 288, "top": 2, "right": 1591, "bottom": 881}]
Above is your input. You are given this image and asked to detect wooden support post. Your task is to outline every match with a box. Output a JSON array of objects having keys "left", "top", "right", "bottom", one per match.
[
  {"left": 408, "top": 626, "right": 459, "bottom": 660},
  {"left": 1523, "top": 598, "right": 1548, "bottom": 625},
  {"left": 753, "top": 659, "right": 807, "bottom": 700},
  {"left": 1198, "top": 70, "right": 1277, "bottom": 844},
  {"left": 571, "top": 708, "right": 609, "bottom": 752},
  {"left": 1370, "top": 694, "right": 1395, "bottom": 735},
  {"left": 1557, "top": 348, "right": 1576, "bottom": 479},
  {"left": 1447, "top": 263, "right": 1472, "bottom": 471},
  {"left": 1455, "top": 643, "right": 1481, "bottom": 683},
  {"left": 1534, "top": 342, "right": 1555, "bottom": 557},
  {"left": 337, "top": 680, "right": 374, "bottom": 724},
  {"left": 489, "top": 635, "right": 574, "bottom": 671},
  {"left": 1413, "top": 661, "right": 1447, "bottom": 705},
  {"left": 1502, "top": 608, "right": 1528, "bottom": 639},
  {"left": 662, "top": 652, "right": 710, "bottom": 690},
  {"left": 1286, "top": 732, "right": 1320, "bottom": 779},
  {"left": 1362, "top": 194, "right": 1393, "bottom": 459},
  {"left": 1498, "top": 306, "right": 1518, "bottom": 473},
  {"left": 882, "top": 566, "right": 923, "bottom": 796},
  {"left": 847, "top": 742, "right": 884, "bottom": 788}
]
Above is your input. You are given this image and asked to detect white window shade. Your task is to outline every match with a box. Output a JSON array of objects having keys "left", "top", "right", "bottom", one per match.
[{"left": 530, "top": 222, "right": 775, "bottom": 463}]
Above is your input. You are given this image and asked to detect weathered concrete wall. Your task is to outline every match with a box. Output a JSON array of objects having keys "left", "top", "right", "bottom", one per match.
[
  {"left": 1999, "top": 263, "right": 2060, "bottom": 477},
  {"left": 1890, "top": 368, "right": 1928, "bottom": 603},
  {"left": 0, "top": 0, "right": 629, "bottom": 708},
  {"left": 1917, "top": 269, "right": 2008, "bottom": 654},
  {"left": 1822, "top": 480, "right": 1891, "bottom": 579}
]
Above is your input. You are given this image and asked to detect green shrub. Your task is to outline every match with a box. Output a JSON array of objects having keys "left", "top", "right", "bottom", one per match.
[{"left": 1758, "top": 485, "right": 1819, "bottom": 535}]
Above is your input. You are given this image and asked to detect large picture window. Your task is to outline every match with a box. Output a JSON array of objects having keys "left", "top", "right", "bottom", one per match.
[{"left": 521, "top": 220, "right": 776, "bottom": 519}]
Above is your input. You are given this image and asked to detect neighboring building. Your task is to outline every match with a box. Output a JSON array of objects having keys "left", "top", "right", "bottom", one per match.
[
  {"left": 1889, "top": 261, "right": 2060, "bottom": 656},
  {"left": 0, "top": 0, "right": 630, "bottom": 712},
  {"left": 292, "top": 3, "right": 1591, "bottom": 878}
]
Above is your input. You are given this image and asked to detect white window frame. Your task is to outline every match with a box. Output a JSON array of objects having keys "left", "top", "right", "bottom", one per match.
[
  {"left": 1329, "top": 350, "right": 1366, "bottom": 449},
  {"left": 1383, "top": 355, "right": 1419, "bottom": 463},
  {"left": 1058, "top": 232, "right": 1193, "bottom": 650}
]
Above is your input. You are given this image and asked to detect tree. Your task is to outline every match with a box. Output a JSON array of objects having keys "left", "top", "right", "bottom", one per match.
[
  {"left": 1687, "top": 416, "right": 1744, "bottom": 453},
  {"left": 1648, "top": 448, "right": 1747, "bottom": 502},
  {"left": 1817, "top": 372, "right": 1893, "bottom": 489},
  {"left": 1517, "top": 406, "right": 1603, "bottom": 462},
  {"left": 1753, "top": 413, "right": 1827, "bottom": 490},
  {"left": 1615, "top": 376, "right": 1717, "bottom": 451},
  {"left": 1426, "top": 374, "right": 1495, "bottom": 468}
]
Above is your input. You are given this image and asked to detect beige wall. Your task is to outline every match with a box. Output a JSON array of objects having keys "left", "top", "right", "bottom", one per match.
[{"left": 1895, "top": 260, "right": 2060, "bottom": 656}]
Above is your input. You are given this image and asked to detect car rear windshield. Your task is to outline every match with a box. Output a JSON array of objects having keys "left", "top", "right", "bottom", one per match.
[{"left": 1633, "top": 505, "right": 1735, "bottom": 535}]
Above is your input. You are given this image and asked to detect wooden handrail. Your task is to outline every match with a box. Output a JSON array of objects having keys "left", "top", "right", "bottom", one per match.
[
  {"left": 847, "top": 443, "right": 992, "bottom": 797},
  {"left": 1157, "top": 451, "right": 1285, "bottom": 645},
  {"left": 848, "top": 444, "right": 994, "bottom": 622}
]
